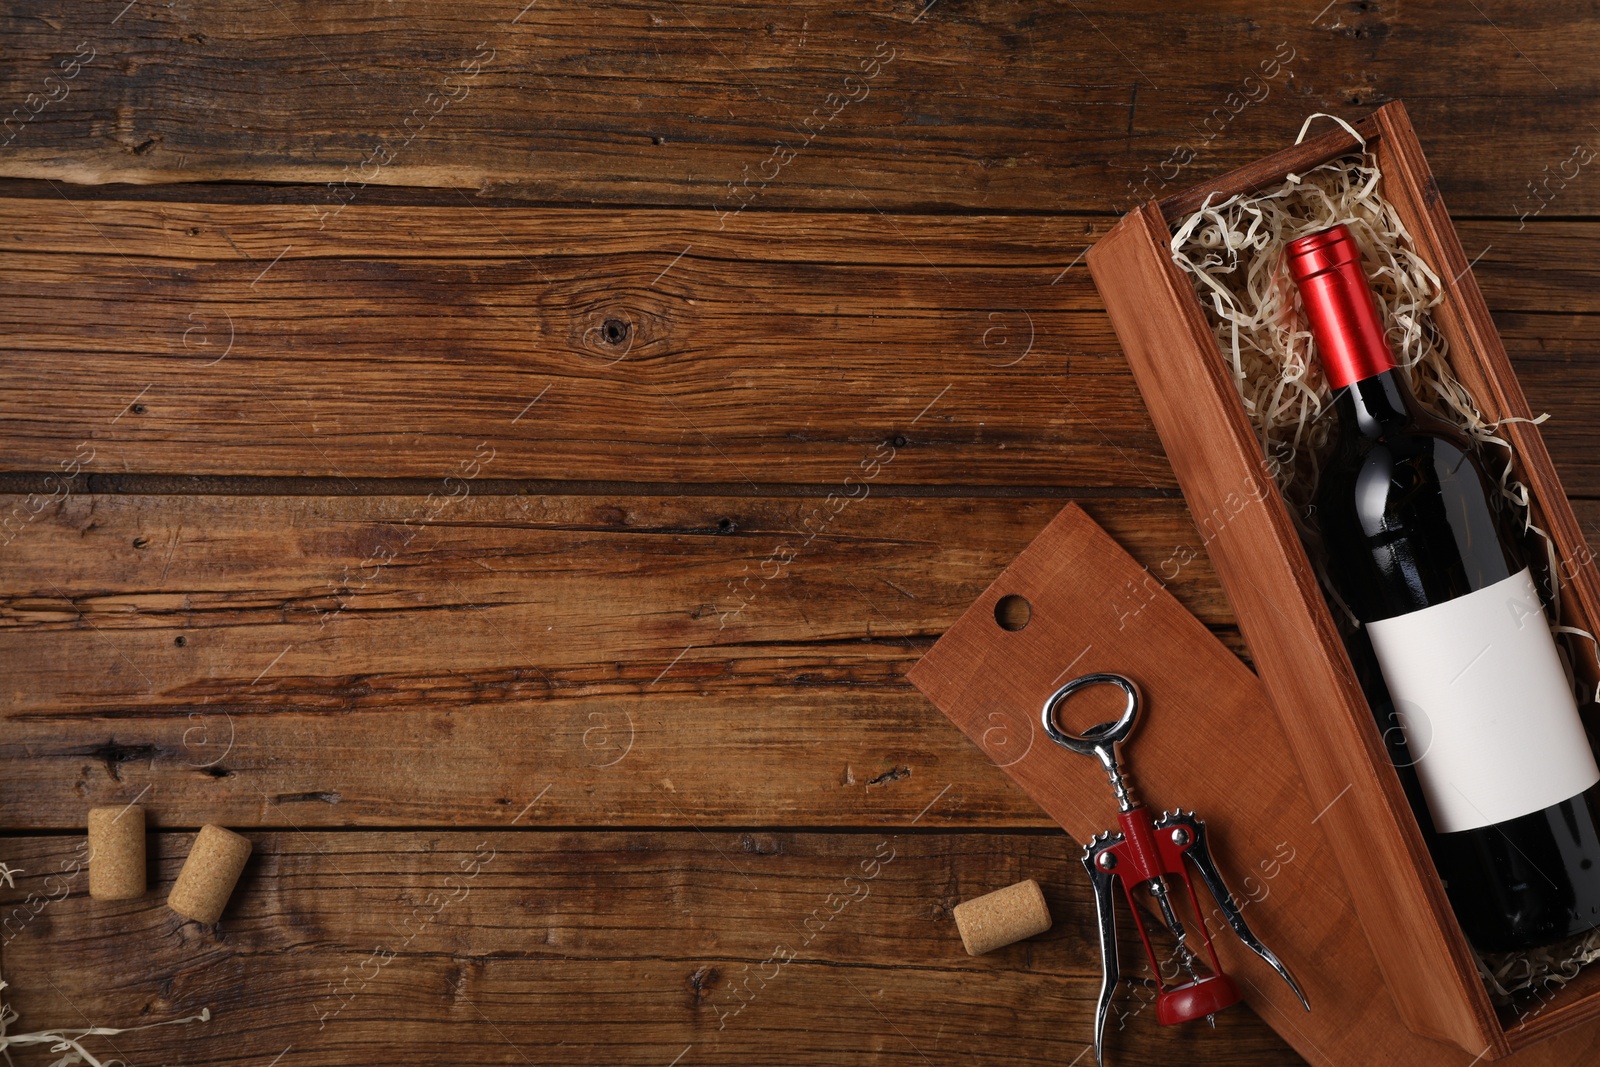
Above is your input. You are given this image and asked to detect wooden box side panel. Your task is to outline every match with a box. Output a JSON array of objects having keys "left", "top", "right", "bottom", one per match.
[
  {"left": 1158, "top": 114, "right": 1378, "bottom": 224},
  {"left": 1086, "top": 203, "right": 1504, "bottom": 1055},
  {"left": 1370, "top": 99, "right": 1600, "bottom": 1049},
  {"left": 1372, "top": 103, "right": 1600, "bottom": 697}
]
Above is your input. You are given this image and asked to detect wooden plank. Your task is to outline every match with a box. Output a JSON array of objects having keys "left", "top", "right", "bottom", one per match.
[
  {"left": 4, "top": 2, "right": 1600, "bottom": 218},
  {"left": 4, "top": 197, "right": 1600, "bottom": 489},
  {"left": 0, "top": 197, "right": 1161, "bottom": 486},
  {"left": 4, "top": 491, "right": 1598, "bottom": 832},
  {"left": 0, "top": 831, "right": 1304, "bottom": 1065},
  {"left": 0, "top": 492, "right": 1228, "bottom": 830},
  {"left": 1505, "top": 314, "right": 1600, "bottom": 499},
  {"left": 1472, "top": 228, "right": 1600, "bottom": 312}
]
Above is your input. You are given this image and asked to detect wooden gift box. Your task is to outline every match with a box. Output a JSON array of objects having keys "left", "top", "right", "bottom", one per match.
[{"left": 1086, "top": 100, "right": 1600, "bottom": 1058}]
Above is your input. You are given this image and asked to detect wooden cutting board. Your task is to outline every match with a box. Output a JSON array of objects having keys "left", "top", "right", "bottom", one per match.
[{"left": 906, "top": 501, "right": 1600, "bottom": 1066}]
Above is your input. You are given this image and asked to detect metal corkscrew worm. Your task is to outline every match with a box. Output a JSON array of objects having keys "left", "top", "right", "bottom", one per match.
[{"left": 1041, "top": 672, "right": 1310, "bottom": 1066}]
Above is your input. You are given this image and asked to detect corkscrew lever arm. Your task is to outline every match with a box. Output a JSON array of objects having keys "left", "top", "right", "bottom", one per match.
[
  {"left": 1157, "top": 811, "right": 1310, "bottom": 1012},
  {"left": 1084, "top": 833, "right": 1124, "bottom": 1067}
]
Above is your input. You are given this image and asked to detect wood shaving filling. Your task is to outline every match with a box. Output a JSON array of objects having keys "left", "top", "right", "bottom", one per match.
[
  {"left": 0, "top": 974, "right": 209, "bottom": 1065},
  {"left": 1169, "top": 150, "right": 1518, "bottom": 529},
  {"left": 1167, "top": 128, "right": 1600, "bottom": 1011}
]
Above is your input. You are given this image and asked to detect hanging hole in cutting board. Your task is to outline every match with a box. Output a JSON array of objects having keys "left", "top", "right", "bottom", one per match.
[{"left": 994, "top": 594, "right": 1031, "bottom": 631}]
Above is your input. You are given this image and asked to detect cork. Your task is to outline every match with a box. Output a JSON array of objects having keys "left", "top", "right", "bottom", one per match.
[
  {"left": 87, "top": 805, "right": 147, "bottom": 900},
  {"left": 952, "top": 878, "right": 1052, "bottom": 955},
  {"left": 168, "top": 824, "right": 252, "bottom": 923}
]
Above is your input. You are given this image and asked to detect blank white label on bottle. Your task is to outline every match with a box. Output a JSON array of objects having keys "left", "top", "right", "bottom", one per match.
[{"left": 1365, "top": 567, "right": 1599, "bottom": 834}]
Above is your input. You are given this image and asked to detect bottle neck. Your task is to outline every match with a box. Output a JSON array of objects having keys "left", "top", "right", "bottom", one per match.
[
  {"left": 1287, "top": 226, "right": 1398, "bottom": 390},
  {"left": 1334, "top": 367, "right": 1417, "bottom": 440}
]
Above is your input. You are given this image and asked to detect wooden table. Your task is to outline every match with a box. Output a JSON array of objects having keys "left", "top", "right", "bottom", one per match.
[{"left": 2, "top": 3, "right": 1596, "bottom": 1063}]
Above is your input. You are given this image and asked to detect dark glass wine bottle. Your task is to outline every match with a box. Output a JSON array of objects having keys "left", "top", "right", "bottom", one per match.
[{"left": 1288, "top": 223, "right": 1600, "bottom": 952}]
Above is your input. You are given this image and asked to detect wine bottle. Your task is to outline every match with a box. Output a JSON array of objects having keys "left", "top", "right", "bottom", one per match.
[{"left": 1288, "top": 223, "right": 1600, "bottom": 952}]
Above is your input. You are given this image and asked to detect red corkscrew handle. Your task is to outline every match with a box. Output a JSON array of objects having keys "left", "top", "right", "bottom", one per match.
[{"left": 1110, "top": 805, "right": 1244, "bottom": 1026}]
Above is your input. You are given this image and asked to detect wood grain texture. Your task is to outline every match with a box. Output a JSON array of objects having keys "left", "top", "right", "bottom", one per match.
[
  {"left": 0, "top": 197, "right": 1149, "bottom": 485},
  {"left": 3, "top": 196, "right": 1600, "bottom": 492},
  {"left": 5, "top": 489, "right": 1598, "bottom": 840},
  {"left": 0, "top": 492, "right": 1223, "bottom": 830},
  {"left": 6, "top": 2, "right": 1600, "bottom": 1063},
  {"left": 4, "top": 2, "right": 1600, "bottom": 218},
  {"left": 0, "top": 831, "right": 1304, "bottom": 1066}
]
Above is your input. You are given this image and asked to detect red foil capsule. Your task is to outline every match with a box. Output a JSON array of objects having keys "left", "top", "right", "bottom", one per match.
[{"left": 1285, "top": 224, "right": 1397, "bottom": 389}]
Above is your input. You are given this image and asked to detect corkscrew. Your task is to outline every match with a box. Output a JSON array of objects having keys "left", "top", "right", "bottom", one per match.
[{"left": 1042, "top": 672, "right": 1309, "bottom": 1065}]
